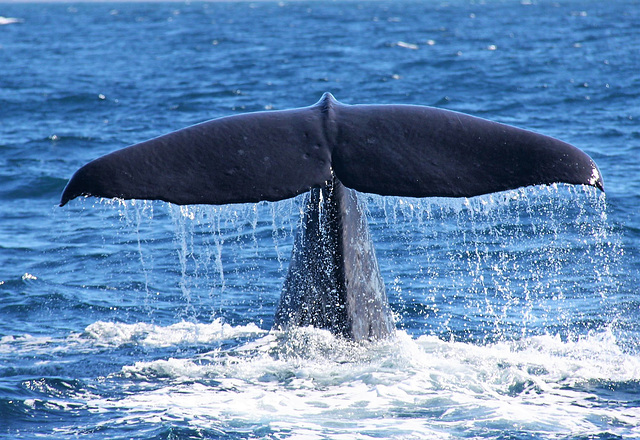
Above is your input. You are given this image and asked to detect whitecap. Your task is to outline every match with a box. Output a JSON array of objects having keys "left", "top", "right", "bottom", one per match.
[{"left": 0, "top": 16, "right": 23, "bottom": 25}]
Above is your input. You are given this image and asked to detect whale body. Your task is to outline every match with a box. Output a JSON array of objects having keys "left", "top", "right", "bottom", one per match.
[{"left": 60, "top": 93, "right": 603, "bottom": 340}]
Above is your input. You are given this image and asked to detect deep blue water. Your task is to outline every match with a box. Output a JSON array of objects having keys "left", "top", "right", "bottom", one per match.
[{"left": 1, "top": 1, "right": 639, "bottom": 439}]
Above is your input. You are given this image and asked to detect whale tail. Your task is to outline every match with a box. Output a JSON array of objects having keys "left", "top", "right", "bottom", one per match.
[
  {"left": 60, "top": 93, "right": 602, "bottom": 207},
  {"left": 60, "top": 94, "right": 604, "bottom": 340}
]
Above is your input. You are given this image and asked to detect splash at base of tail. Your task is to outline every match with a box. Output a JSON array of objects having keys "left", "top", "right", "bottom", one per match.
[{"left": 60, "top": 93, "right": 603, "bottom": 341}]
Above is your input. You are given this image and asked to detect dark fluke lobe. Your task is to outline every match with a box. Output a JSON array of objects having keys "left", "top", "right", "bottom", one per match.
[{"left": 60, "top": 92, "right": 603, "bottom": 207}]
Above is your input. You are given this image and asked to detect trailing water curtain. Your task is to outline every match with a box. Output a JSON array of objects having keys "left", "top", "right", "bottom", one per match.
[{"left": 60, "top": 93, "right": 604, "bottom": 340}]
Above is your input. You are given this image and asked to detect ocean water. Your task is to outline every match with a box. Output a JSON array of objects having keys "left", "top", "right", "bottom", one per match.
[{"left": 1, "top": 1, "right": 639, "bottom": 439}]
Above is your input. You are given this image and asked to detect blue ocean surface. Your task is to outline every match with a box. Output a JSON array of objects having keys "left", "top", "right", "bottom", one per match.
[{"left": 1, "top": 1, "right": 639, "bottom": 438}]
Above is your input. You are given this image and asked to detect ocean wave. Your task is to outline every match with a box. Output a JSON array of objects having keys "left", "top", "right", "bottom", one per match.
[{"left": 0, "top": 174, "right": 67, "bottom": 201}]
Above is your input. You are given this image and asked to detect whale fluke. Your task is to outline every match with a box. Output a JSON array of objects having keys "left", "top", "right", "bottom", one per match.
[
  {"left": 60, "top": 93, "right": 602, "bottom": 207},
  {"left": 60, "top": 93, "right": 604, "bottom": 341}
]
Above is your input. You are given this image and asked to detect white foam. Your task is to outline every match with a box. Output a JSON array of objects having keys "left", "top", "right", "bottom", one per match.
[
  {"left": 83, "top": 319, "right": 266, "bottom": 347},
  {"left": 87, "top": 327, "right": 640, "bottom": 438}
]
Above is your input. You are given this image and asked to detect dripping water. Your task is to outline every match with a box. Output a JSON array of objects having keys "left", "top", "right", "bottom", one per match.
[
  {"left": 100, "top": 184, "right": 621, "bottom": 345},
  {"left": 364, "top": 184, "right": 622, "bottom": 344},
  {"left": 108, "top": 197, "right": 303, "bottom": 330}
]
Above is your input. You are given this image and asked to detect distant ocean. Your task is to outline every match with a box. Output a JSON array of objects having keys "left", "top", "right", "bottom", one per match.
[{"left": 1, "top": 1, "right": 639, "bottom": 439}]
